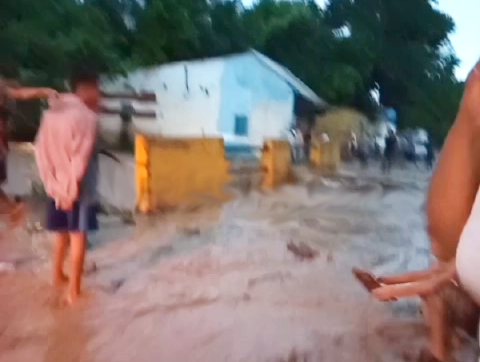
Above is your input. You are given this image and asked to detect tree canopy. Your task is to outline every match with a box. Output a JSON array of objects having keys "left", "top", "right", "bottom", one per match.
[{"left": 1, "top": 0, "right": 465, "bottom": 142}]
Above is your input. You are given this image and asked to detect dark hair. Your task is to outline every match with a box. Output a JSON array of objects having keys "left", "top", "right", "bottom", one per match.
[{"left": 70, "top": 64, "right": 99, "bottom": 91}]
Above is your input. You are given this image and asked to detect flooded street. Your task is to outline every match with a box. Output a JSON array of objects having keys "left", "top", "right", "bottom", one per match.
[{"left": 0, "top": 155, "right": 476, "bottom": 362}]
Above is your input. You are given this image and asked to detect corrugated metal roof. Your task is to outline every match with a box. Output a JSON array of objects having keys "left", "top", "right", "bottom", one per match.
[{"left": 249, "top": 50, "right": 327, "bottom": 108}]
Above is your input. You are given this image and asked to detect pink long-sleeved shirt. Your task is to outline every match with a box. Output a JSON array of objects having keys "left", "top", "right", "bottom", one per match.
[{"left": 35, "top": 94, "right": 98, "bottom": 210}]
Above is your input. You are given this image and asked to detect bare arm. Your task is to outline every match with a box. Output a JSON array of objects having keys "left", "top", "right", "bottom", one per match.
[
  {"left": 378, "top": 264, "right": 443, "bottom": 285},
  {"left": 372, "top": 261, "right": 457, "bottom": 301},
  {"left": 426, "top": 61, "right": 480, "bottom": 262},
  {"left": 7, "top": 87, "right": 57, "bottom": 100}
]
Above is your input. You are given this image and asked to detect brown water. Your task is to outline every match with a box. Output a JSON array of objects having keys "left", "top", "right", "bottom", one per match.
[{"left": 0, "top": 158, "right": 477, "bottom": 362}]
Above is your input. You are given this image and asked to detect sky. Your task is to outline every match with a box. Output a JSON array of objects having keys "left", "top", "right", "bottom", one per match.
[
  {"left": 242, "top": 0, "right": 479, "bottom": 80},
  {"left": 437, "top": 0, "right": 479, "bottom": 80}
]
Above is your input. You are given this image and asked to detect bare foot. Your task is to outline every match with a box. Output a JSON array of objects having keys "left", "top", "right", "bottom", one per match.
[
  {"left": 64, "top": 289, "right": 79, "bottom": 306},
  {"left": 63, "top": 289, "right": 92, "bottom": 307},
  {"left": 53, "top": 273, "right": 68, "bottom": 287}
]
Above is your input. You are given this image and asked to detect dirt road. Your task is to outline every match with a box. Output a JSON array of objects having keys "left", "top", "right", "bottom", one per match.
[{"left": 0, "top": 157, "right": 476, "bottom": 362}]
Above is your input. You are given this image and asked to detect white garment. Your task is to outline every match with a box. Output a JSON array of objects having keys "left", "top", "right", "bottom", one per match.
[
  {"left": 455, "top": 188, "right": 480, "bottom": 355},
  {"left": 456, "top": 186, "right": 480, "bottom": 306}
]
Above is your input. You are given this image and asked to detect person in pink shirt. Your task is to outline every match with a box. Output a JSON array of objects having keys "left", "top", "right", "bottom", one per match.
[{"left": 36, "top": 66, "right": 100, "bottom": 305}]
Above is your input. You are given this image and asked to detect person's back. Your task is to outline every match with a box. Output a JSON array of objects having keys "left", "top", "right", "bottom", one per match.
[{"left": 36, "top": 94, "right": 97, "bottom": 209}]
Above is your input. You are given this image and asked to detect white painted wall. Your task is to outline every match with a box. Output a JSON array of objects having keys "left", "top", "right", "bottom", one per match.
[
  {"left": 101, "top": 53, "right": 314, "bottom": 148},
  {"left": 249, "top": 100, "right": 293, "bottom": 146},
  {"left": 218, "top": 53, "right": 295, "bottom": 149},
  {"left": 101, "top": 58, "right": 225, "bottom": 138}
]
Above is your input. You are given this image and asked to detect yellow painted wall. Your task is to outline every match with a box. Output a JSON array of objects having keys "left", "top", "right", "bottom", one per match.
[
  {"left": 135, "top": 134, "right": 151, "bottom": 213},
  {"left": 135, "top": 135, "right": 232, "bottom": 212},
  {"left": 314, "top": 108, "right": 370, "bottom": 141},
  {"left": 310, "top": 140, "right": 341, "bottom": 171},
  {"left": 261, "top": 139, "right": 292, "bottom": 189}
]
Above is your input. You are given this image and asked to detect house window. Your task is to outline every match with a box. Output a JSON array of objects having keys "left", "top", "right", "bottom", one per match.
[{"left": 234, "top": 115, "right": 248, "bottom": 136}]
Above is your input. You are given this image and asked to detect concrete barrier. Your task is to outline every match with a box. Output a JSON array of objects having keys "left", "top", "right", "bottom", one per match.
[
  {"left": 310, "top": 140, "right": 341, "bottom": 171},
  {"left": 261, "top": 140, "right": 293, "bottom": 189},
  {"left": 135, "top": 135, "right": 232, "bottom": 212}
]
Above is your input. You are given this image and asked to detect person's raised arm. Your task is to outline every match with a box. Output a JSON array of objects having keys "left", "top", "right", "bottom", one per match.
[
  {"left": 7, "top": 87, "right": 57, "bottom": 100},
  {"left": 427, "top": 60, "right": 480, "bottom": 262}
]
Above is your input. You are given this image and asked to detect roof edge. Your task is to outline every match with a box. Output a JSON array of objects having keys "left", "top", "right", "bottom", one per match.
[{"left": 248, "top": 49, "right": 327, "bottom": 108}]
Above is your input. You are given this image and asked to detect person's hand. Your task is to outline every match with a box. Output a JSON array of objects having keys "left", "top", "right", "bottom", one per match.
[
  {"left": 41, "top": 88, "right": 59, "bottom": 99},
  {"left": 372, "top": 285, "right": 398, "bottom": 302}
]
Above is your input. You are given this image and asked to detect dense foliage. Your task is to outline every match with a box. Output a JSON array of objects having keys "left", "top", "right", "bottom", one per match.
[{"left": 0, "top": 0, "right": 466, "bottom": 142}]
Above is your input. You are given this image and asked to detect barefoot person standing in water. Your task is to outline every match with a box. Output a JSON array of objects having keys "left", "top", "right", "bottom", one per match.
[
  {"left": 35, "top": 66, "right": 100, "bottom": 305},
  {"left": 0, "top": 72, "right": 57, "bottom": 223}
]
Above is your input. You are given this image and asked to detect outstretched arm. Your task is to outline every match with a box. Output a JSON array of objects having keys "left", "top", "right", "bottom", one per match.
[
  {"left": 372, "top": 260, "right": 457, "bottom": 301},
  {"left": 378, "top": 264, "right": 443, "bottom": 285},
  {"left": 7, "top": 87, "right": 57, "bottom": 100}
]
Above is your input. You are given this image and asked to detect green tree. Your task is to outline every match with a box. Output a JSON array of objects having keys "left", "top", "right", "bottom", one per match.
[{"left": 0, "top": 0, "right": 465, "bottom": 141}]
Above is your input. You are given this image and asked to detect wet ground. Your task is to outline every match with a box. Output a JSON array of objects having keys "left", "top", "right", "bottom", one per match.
[{"left": 0, "top": 152, "right": 477, "bottom": 362}]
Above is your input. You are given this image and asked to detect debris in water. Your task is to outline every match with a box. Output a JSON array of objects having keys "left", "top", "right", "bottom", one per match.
[
  {"left": 182, "top": 227, "right": 201, "bottom": 236},
  {"left": 287, "top": 241, "right": 318, "bottom": 260},
  {"left": 109, "top": 278, "right": 125, "bottom": 293},
  {"left": 352, "top": 268, "right": 382, "bottom": 293},
  {"left": 85, "top": 261, "right": 98, "bottom": 274}
]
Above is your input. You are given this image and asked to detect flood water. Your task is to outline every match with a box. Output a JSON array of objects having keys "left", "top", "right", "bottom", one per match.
[{"left": 0, "top": 153, "right": 477, "bottom": 362}]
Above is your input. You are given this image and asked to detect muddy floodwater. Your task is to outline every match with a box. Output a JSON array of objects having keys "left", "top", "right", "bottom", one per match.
[{"left": 0, "top": 153, "right": 477, "bottom": 362}]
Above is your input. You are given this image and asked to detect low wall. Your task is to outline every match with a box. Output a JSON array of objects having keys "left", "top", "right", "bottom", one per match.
[
  {"left": 261, "top": 140, "right": 293, "bottom": 189},
  {"left": 135, "top": 135, "right": 232, "bottom": 212},
  {"left": 310, "top": 140, "right": 341, "bottom": 171}
]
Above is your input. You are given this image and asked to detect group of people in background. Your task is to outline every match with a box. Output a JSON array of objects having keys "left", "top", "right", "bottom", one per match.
[
  {"left": 349, "top": 129, "right": 436, "bottom": 173},
  {"left": 289, "top": 125, "right": 436, "bottom": 172}
]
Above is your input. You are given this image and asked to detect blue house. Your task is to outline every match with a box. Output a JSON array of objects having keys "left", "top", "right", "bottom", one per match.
[{"left": 101, "top": 50, "right": 327, "bottom": 156}]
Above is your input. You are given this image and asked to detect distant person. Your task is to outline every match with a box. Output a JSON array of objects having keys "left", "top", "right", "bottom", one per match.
[
  {"left": 294, "top": 130, "right": 304, "bottom": 162},
  {"left": 425, "top": 140, "right": 435, "bottom": 170},
  {"left": 349, "top": 131, "right": 357, "bottom": 158},
  {"left": 382, "top": 129, "right": 397, "bottom": 173},
  {"left": 35, "top": 66, "right": 100, "bottom": 305},
  {"left": 0, "top": 76, "right": 57, "bottom": 223},
  {"left": 356, "top": 138, "right": 369, "bottom": 169},
  {"left": 303, "top": 131, "right": 312, "bottom": 161},
  {"left": 119, "top": 101, "right": 134, "bottom": 150}
]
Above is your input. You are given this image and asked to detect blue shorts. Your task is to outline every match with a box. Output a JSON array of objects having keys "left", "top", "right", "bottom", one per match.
[{"left": 46, "top": 198, "right": 99, "bottom": 232}]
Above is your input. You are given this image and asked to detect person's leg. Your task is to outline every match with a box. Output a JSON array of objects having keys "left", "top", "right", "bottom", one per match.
[
  {"left": 424, "top": 293, "right": 451, "bottom": 361},
  {"left": 67, "top": 231, "right": 87, "bottom": 304},
  {"left": 46, "top": 198, "right": 72, "bottom": 288},
  {"left": 52, "top": 232, "right": 69, "bottom": 286}
]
